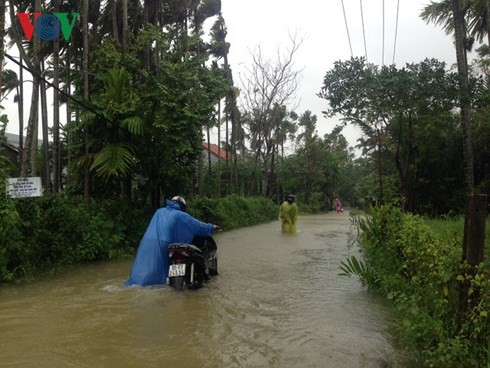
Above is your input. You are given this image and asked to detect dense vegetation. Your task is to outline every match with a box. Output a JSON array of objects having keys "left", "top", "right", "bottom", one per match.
[
  {"left": 0, "top": 1, "right": 488, "bottom": 215},
  {"left": 344, "top": 206, "right": 489, "bottom": 367},
  {"left": 0, "top": 2, "right": 489, "bottom": 366},
  {"left": 0, "top": 188, "right": 277, "bottom": 283}
]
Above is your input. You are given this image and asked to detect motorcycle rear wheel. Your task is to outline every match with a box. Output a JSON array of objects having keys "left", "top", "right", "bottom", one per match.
[
  {"left": 208, "top": 257, "right": 218, "bottom": 276},
  {"left": 170, "top": 276, "right": 186, "bottom": 290}
]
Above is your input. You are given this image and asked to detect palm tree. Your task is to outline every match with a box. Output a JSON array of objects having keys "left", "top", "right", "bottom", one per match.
[
  {"left": 14, "top": 0, "right": 42, "bottom": 178},
  {"left": 0, "top": 69, "right": 19, "bottom": 100},
  {"left": 51, "top": 0, "right": 62, "bottom": 192},
  {"left": 0, "top": 1, "right": 5, "bottom": 100},
  {"left": 83, "top": 0, "right": 90, "bottom": 205},
  {"left": 451, "top": 0, "right": 475, "bottom": 193},
  {"left": 89, "top": 68, "right": 145, "bottom": 187},
  {"left": 422, "top": 0, "right": 475, "bottom": 193},
  {"left": 122, "top": 0, "right": 128, "bottom": 54}
]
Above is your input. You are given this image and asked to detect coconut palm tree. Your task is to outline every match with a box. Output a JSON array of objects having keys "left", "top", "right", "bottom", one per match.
[
  {"left": 452, "top": 0, "right": 475, "bottom": 193},
  {"left": 0, "top": 1, "right": 5, "bottom": 100},
  {"left": 9, "top": 0, "right": 43, "bottom": 178},
  {"left": 52, "top": 0, "right": 61, "bottom": 192},
  {"left": 82, "top": 0, "right": 90, "bottom": 205},
  {"left": 421, "top": 0, "right": 475, "bottom": 193}
]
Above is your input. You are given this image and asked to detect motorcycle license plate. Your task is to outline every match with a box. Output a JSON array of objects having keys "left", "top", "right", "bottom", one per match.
[{"left": 169, "top": 264, "right": 186, "bottom": 277}]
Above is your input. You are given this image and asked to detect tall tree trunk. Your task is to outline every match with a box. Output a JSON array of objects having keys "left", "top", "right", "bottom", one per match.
[
  {"left": 8, "top": 2, "right": 25, "bottom": 168},
  {"left": 225, "top": 100, "right": 229, "bottom": 194},
  {"left": 112, "top": 0, "right": 119, "bottom": 44},
  {"left": 65, "top": 48, "right": 72, "bottom": 188},
  {"left": 122, "top": 0, "right": 128, "bottom": 54},
  {"left": 83, "top": 0, "right": 91, "bottom": 206},
  {"left": 231, "top": 106, "right": 238, "bottom": 194},
  {"left": 376, "top": 129, "right": 384, "bottom": 202},
  {"left": 451, "top": 0, "right": 474, "bottom": 194},
  {"left": 20, "top": 0, "right": 42, "bottom": 178},
  {"left": 487, "top": 0, "right": 490, "bottom": 48},
  {"left": 52, "top": 0, "right": 60, "bottom": 192},
  {"left": 40, "top": 61, "right": 51, "bottom": 193},
  {"left": 269, "top": 145, "right": 276, "bottom": 198},
  {"left": 0, "top": 0, "right": 5, "bottom": 100},
  {"left": 22, "top": 76, "right": 39, "bottom": 177},
  {"left": 120, "top": 0, "right": 131, "bottom": 205},
  {"left": 207, "top": 125, "right": 212, "bottom": 176},
  {"left": 17, "top": 54, "right": 24, "bottom": 167},
  {"left": 217, "top": 99, "right": 221, "bottom": 194},
  {"left": 221, "top": 22, "right": 237, "bottom": 194}
]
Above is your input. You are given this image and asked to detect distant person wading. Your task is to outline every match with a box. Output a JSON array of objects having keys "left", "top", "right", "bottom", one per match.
[
  {"left": 279, "top": 194, "right": 298, "bottom": 233},
  {"left": 335, "top": 198, "right": 343, "bottom": 213}
]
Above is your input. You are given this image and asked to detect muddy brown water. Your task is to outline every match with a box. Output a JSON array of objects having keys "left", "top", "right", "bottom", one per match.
[{"left": 0, "top": 212, "right": 411, "bottom": 367}]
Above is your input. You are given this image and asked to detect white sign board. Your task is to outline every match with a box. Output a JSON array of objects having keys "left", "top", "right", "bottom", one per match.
[{"left": 6, "top": 177, "right": 43, "bottom": 198}]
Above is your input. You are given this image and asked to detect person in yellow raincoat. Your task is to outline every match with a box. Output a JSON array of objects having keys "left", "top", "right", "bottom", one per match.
[{"left": 279, "top": 194, "right": 298, "bottom": 233}]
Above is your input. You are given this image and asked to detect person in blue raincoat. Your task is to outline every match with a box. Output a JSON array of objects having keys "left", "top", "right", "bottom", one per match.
[{"left": 125, "top": 196, "right": 219, "bottom": 286}]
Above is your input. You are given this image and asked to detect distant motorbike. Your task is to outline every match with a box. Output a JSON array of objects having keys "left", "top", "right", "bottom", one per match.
[{"left": 167, "top": 236, "right": 218, "bottom": 290}]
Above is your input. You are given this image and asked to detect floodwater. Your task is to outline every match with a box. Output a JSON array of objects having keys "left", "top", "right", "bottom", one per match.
[{"left": 0, "top": 212, "right": 411, "bottom": 368}]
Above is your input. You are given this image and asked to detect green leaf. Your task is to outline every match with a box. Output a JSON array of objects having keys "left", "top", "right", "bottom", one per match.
[
  {"left": 90, "top": 143, "right": 134, "bottom": 181},
  {"left": 121, "top": 116, "right": 145, "bottom": 135}
]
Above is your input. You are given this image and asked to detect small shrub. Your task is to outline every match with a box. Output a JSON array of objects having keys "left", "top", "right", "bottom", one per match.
[
  {"left": 0, "top": 194, "right": 278, "bottom": 283},
  {"left": 355, "top": 204, "right": 489, "bottom": 367}
]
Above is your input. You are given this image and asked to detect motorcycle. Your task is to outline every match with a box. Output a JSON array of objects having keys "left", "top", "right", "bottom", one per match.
[{"left": 167, "top": 235, "right": 218, "bottom": 290}]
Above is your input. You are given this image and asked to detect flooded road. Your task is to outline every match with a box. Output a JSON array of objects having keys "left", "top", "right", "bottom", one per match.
[{"left": 0, "top": 212, "right": 407, "bottom": 367}]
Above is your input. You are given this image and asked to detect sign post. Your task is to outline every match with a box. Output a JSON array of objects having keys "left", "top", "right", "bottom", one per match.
[{"left": 6, "top": 177, "right": 43, "bottom": 198}]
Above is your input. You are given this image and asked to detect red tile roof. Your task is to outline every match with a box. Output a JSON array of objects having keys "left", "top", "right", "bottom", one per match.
[{"left": 202, "top": 142, "right": 233, "bottom": 161}]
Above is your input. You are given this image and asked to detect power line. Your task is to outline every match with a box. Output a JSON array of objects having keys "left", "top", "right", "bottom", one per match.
[
  {"left": 340, "top": 0, "right": 353, "bottom": 57},
  {"left": 359, "top": 0, "right": 368, "bottom": 61},
  {"left": 392, "top": 0, "right": 401, "bottom": 64}
]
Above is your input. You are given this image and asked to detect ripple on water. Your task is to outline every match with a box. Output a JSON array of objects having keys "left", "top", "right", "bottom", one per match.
[{"left": 0, "top": 215, "right": 406, "bottom": 368}]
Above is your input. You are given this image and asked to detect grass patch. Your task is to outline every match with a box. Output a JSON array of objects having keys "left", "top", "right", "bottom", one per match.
[{"left": 426, "top": 215, "right": 490, "bottom": 267}]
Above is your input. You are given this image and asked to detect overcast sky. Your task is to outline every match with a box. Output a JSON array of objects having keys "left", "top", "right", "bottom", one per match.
[
  {"left": 219, "top": 0, "right": 459, "bottom": 149},
  {"left": 3, "top": 1, "right": 460, "bottom": 152}
]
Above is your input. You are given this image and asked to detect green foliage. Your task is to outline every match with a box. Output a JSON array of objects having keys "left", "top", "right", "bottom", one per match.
[
  {"left": 355, "top": 204, "right": 489, "bottom": 367},
  {"left": 0, "top": 195, "right": 151, "bottom": 283},
  {"left": 277, "top": 121, "right": 356, "bottom": 211},
  {"left": 65, "top": 27, "right": 231, "bottom": 199},
  {"left": 0, "top": 197, "right": 24, "bottom": 281},
  {"left": 90, "top": 143, "right": 135, "bottom": 181},
  {"left": 297, "top": 192, "right": 328, "bottom": 213},
  {"left": 0, "top": 194, "right": 278, "bottom": 283},
  {"left": 319, "top": 57, "right": 483, "bottom": 215},
  {"left": 188, "top": 195, "right": 277, "bottom": 230},
  {"left": 339, "top": 255, "right": 370, "bottom": 286}
]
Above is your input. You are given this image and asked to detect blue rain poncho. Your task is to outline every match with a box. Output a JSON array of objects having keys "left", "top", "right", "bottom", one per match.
[{"left": 124, "top": 200, "right": 214, "bottom": 286}]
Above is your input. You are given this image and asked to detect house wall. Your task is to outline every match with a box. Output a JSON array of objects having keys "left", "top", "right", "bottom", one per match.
[
  {"left": 202, "top": 149, "right": 220, "bottom": 164},
  {"left": 0, "top": 143, "right": 20, "bottom": 172}
]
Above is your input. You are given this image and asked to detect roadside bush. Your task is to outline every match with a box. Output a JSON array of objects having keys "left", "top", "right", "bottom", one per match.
[
  {"left": 355, "top": 204, "right": 489, "bottom": 367},
  {"left": 188, "top": 195, "right": 219, "bottom": 224},
  {"left": 0, "top": 197, "right": 26, "bottom": 281},
  {"left": 86, "top": 199, "right": 151, "bottom": 259},
  {"left": 31, "top": 195, "right": 82, "bottom": 267},
  {"left": 0, "top": 194, "right": 277, "bottom": 283},
  {"left": 189, "top": 195, "right": 277, "bottom": 230},
  {"left": 0, "top": 194, "right": 151, "bottom": 283},
  {"left": 297, "top": 192, "right": 327, "bottom": 213}
]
